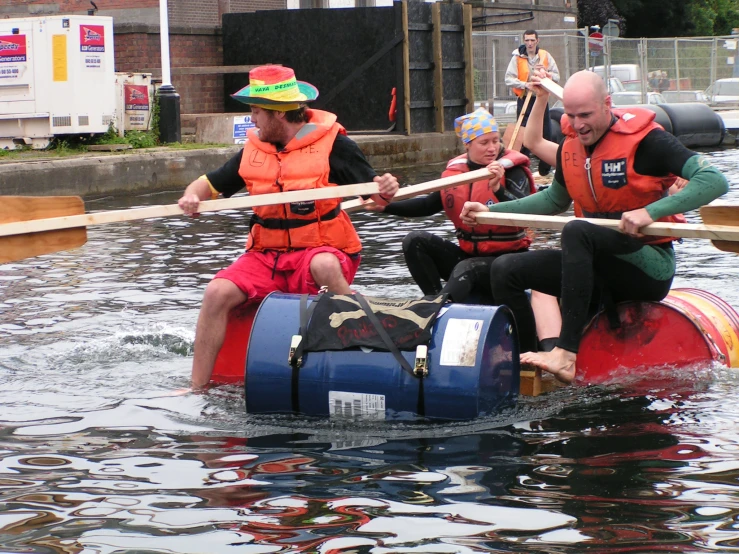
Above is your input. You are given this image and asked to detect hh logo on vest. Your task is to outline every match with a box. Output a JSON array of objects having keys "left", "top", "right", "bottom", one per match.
[{"left": 602, "top": 158, "right": 628, "bottom": 189}]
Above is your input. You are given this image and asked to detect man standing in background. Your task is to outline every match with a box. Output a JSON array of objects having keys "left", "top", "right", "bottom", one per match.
[{"left": 504, "top": 29, "right": 560, "bottom": 176}]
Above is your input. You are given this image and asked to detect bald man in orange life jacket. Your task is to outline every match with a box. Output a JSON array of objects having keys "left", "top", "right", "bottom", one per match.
[
  {"left": 504, "top": 29, "right": 560, "bottom": 176},
  {"left": 461, "top": 70, "right": 729, "bottom": 385}
]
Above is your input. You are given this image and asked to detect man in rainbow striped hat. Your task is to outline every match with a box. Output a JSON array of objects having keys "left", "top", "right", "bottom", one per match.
[{"left": 178, "top": 65, "right": 399, "bottom": 389}]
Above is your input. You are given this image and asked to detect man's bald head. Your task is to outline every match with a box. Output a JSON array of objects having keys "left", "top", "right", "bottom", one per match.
[
  {"left": 563, "top": 70, "right": 608, "bottom": 103},
  {"left": 562, "top": 70, "right": 613, "bottom": 147}
]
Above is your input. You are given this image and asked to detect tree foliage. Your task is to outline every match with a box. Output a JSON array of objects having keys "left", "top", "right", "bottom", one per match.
[{"left": 578, "top": 0, "right": 739, "bottom": 37}]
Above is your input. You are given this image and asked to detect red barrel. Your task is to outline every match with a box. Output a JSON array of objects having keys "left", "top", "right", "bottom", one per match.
[
  {"left": 577, "top": 288, "right": 739, "bottom": 384},
  {"left": 211, "top": 301, "right": 259, "bottom": 385}
]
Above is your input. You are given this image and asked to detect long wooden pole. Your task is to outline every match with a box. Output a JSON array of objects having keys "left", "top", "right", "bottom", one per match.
[
  {"left": 507, "top": 90, "right": 532, "bottom": 151},
  {"left": 342, "top": 167, "right": 492, "bottom": 213},
  {"left": 0, "top": 182, "right": 381, "bottom": 238},
  {"left": 473, "top": 211, "right": 739, "bottom": 243}
]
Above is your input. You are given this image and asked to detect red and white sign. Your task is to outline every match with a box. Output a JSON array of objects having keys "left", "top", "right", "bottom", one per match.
[
  {"left": 589, "top": 32, "right": 604, "bottom": 52},
  {"left": 80, "top": 24, "right": 105, "bottom": 52},
  {"left": 125, "top": 84, "right": 149, "bottom": 111},
  {"left": 0, "top": 35, "right": 27, "bottom": 63}
]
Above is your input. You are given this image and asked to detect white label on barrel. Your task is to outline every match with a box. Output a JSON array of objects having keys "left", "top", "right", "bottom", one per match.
[
  {"left": 328, "top": 391, "right": 386, "bottom": 420},
  {"left": 440, "top": 318, "right": 483, "bottom": 366}
]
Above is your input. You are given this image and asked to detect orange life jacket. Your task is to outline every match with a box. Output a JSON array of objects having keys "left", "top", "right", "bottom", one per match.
[
  {"left": 560, "top": 107, "right": 683, "bottom": 245},
  {"left": 513, "top": 49, "right": 550, "bottom": 98},
  {"left": 238, "top": 109, "right": 362, "bottom": 253},
  {"left": 441, "top": 150, "right": 535, "bottom": 255}
]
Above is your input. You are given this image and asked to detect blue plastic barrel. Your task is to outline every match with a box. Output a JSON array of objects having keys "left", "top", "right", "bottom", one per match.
[{"left": 244, "top": 293, "right": 519, "bottom": 421}]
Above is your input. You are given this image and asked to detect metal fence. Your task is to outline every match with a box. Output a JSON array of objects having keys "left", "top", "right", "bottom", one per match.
[
  {"left": 472, "top": 28, "right": 587, "bottom": 115},
  {"left": 473, "top": 30, "right": 739, "bottom": 107}
]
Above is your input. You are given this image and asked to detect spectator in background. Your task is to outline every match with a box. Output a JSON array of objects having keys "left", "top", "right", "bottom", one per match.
[{"left": 504, "top": 29, "right": 560, "bottom": 177}]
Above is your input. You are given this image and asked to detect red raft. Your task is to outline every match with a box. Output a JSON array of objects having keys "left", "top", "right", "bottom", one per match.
[{"left": 211, "top": 288, "right": 739, "bottom": 387}]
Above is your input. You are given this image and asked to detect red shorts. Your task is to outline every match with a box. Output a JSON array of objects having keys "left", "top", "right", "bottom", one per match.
[{"left": 214, "top": 247, "right": 361, "bottom": 301}]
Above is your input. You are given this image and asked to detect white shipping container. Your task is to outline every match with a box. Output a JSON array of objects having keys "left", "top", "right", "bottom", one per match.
[{"left": 0, "top": 15, "right": 116, "bottom": 149}]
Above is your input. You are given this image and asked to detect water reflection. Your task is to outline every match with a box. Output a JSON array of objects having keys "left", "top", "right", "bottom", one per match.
[{"left": 0, "top": 152, "right": 738, "bottom": 552}]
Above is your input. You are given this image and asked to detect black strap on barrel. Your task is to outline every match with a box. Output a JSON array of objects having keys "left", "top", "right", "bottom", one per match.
[
  {"left": 290, "top": 294, "right": 319, "bottom": 413},
  {"left": 354, "top": 292, "right": 425, "bottom": 418},
  {"left": 354, "top": 292, "right": 414, "bottom": 375}
]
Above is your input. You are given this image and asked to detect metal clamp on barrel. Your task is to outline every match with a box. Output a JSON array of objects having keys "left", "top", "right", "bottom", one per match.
[
  {"left": 414, "top": 345, "right": 428, "bottom": 377},
  {"left": 289, "top": 335, "right": 303, "bottom": 368}
]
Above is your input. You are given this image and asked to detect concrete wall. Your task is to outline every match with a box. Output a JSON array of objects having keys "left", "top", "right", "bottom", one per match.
[{"left": 0, "top": 134, "right": 462, "bottom": 198}]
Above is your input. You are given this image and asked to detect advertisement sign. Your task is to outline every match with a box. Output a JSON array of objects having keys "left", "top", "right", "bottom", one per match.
[
  {"left": 0, "top": 35, "right": 27, "bottom": 63},
  {"left": 124, "top": 84, "right": 150, "bottom": 129},
  {"left": 80, "top": 24, "right": 105, "bottom": 71},
  {"left": 80, "top": 25, "right": 105, "bottom": 52}
]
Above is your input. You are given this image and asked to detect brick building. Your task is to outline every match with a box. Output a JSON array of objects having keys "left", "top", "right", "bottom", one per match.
[{"left": 0, "top": 0, "right": 578, "bottom": 121}]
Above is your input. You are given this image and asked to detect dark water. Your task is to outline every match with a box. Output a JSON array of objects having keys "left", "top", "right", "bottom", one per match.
[{"left": 1, "top": 151, "right": 739, "bottom": 553}]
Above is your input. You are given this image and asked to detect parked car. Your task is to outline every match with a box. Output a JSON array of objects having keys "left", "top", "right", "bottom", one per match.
[
  {"left": 607, "top": 77, "right": 626, "bottom": 94},
  {"left": 705, "top": 78, "right": 739, "bottom": 106},
  {"left": 610, "top": 91, "right": 666, "bottom": 106},
  {"left": 662, "top": 90, "right": 709, "bottom": 104}
]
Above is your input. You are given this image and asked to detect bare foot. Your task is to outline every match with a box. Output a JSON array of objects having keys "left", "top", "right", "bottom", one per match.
[{"left": 520, "top": 347, "right": 577, "bottom": 384}]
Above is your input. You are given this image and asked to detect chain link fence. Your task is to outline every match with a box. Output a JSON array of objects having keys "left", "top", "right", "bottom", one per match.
[{"left": 473, "top": 31, "right": 739, "bottom": 107}]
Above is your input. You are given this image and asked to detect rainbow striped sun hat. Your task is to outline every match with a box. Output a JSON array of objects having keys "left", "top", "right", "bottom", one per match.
[
  {"left": 454, "top": 108, "right": 498, "bottom": 144},
  {"left": 231, "top": 65, "right": 319, "bottom": 111}
]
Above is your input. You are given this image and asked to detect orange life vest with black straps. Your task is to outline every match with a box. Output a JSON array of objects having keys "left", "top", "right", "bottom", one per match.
[
  {"left": 513, "top": 49, "right": 550, "bottom": 98},
  {"left": 238, "top": 109, "right": 362, "bottom": 254},
  {"left": 560, "top": 107, "right": 683, "bottom": 245},
  {"left": 441, "top": 150, "right": 535, "bottom": 255}
]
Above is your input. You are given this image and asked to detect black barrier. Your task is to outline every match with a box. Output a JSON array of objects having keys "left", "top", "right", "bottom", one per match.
[
  {"left": 222, "top": 2, "right": 471, "bottom": 134},
  {"left": 223, "top": 7, "right": 401, "bottom": 133}
]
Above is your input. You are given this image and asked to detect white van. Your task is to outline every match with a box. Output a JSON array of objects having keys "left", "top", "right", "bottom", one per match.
[
  {"left": 591, "top": 64, "right": 642, "bottom": 91},
  {"left": 705, "top": 78, "right": 739, "bottom": 106}
]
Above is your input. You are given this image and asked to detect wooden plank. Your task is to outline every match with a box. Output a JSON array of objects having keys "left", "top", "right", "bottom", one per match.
[
  {"left": 0, "top": 196, "right": 84, "bottom": 224},
  {"left": 0, "top": 196, "right": 87, "bottom": 264},
  {"left": 701, "top": 203, "right": 739, "bottom": 253},
  {"left": 473, "top": 212, "right": 739, "bottom": 244},
  {"left": 463, "top": 4, "right": 475, "bottom": 114},
  {"left": 539, "top": 77, "right": 564, "bottom": 100},
  {"left": 402, "top": 0, "right": 412, "bottom": 135},
  {"left": 0, "top": 183, "right": 381, "bottom": 238},
  {"left": 342, "top": 167, "right": 492, "bottom": 213},
  {"left": 432, "top": 2, "right": 444, "bottom": 133}
]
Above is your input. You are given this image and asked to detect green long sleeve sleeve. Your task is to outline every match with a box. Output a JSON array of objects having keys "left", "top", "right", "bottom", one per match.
[{"left": 645, "top": 155, "right": 730, "bottom": 221}]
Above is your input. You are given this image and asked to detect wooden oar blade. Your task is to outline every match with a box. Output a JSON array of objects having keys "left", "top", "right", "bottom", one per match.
[
  {"left": 0, "top": 228, "right": 87, "bottom": 264},
  {"left": 701, "top": 203, "right": 739, "bottom": 253},
  {"left": 0, "top": 196, "right": 88, "bottom": 263},
  {"left": 538, "top": 77, "right": 564, "bottom": 100},
  {"left": 0, "top": 195, "right": 85, "bottom": 224}
]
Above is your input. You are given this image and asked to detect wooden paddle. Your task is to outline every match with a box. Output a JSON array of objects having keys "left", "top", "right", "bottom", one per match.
[
  {"left": 700, "top": 203, "right": 739, "bottom": 253},
  {"left": 1, "top": 168, "right": 494, "bottom": 264},
  {"left": 472, "top": 209, "right": 739, "bottom": 253},
  {"left": 341, "top": 167, "right": 492, "bottom": 213},
  {"left": 538, "top": 77, "right": 564, "bottom": 100},
  {"left": 0, "top": 183, "right": 381, "bottom": 264},
  {"left": 505, "top": 90, "right": 532, "bottom": 151}
]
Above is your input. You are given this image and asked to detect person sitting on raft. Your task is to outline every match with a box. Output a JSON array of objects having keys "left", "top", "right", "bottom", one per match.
[
  {"left": 177, "top": 65, "right": 399, "bottom": 390},
  {"left": 460, "top": 70, "right": 729, "bottom": 384},
  {"left": 373, "top": 107, "right": 561, "bottom": 352}
]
